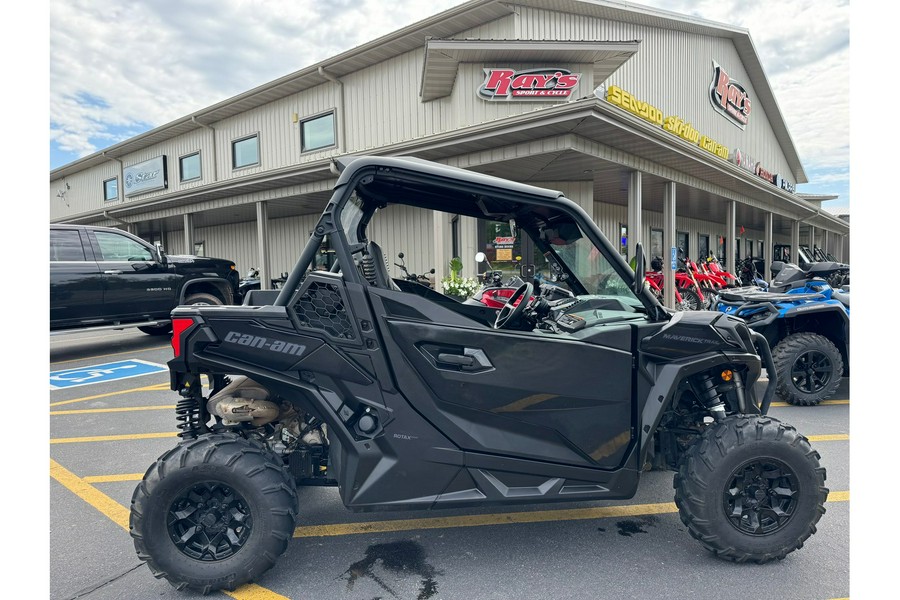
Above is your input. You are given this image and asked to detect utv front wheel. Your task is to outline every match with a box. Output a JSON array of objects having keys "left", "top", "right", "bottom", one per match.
[
  {"left": 674, "top": 415, "right": 827, "bottom": 563},
  {"left": 130, "top": 434, "right": 298, "bottom": 593},
  {"left": 772, "top": 332, "right": 843, "bottom": 405}
]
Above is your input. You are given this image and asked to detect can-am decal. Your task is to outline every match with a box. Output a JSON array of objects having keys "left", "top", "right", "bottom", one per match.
[
  {"left": 478, "top": 68, "right": 582, "bottom": 101},
  {"left": 224, "top": 331, "right": 306, "bottom": 357},
  {"left": 709, "top": 61, "right": 752, "bottom": 129}
]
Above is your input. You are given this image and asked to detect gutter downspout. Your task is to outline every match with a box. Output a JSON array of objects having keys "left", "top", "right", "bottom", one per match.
[
  {"left": 192, "top": 116, "right": 218, "bottom": 181},
  {"left": 318, "top": 66, "right": 346, "bottom": 152}
]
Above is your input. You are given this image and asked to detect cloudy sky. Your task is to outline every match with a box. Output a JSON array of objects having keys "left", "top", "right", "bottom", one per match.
[{"left": 48, "top": 0, "right": 850, "bottom": 212}]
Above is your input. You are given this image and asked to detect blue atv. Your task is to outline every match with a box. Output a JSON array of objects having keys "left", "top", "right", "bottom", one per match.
[{"left": 714, "top": 262, "right": 849, "bottom": 406}]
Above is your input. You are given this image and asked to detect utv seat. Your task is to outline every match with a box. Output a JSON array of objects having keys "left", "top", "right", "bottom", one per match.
[{"left": 362, "top": 241, "right": 401, "bottom": 291}]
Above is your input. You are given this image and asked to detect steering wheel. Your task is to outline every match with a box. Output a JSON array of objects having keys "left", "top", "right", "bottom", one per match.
[{"left": 493, "top": 282, "right": 533, "bottom": 329}]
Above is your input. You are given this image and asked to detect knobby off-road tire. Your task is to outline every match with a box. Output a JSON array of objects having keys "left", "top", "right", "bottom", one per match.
[
  {"left": 130, "top": 434, "right": 298, "bottom": 594},
  {"left": 772, "top": 332, "right": 844, "bottom": 406},
  {"left": 678, "top": 288, "right": 703, "bottom": 311},
  {"left": 674, "top": 415, "right": 828, "bottom": 563}
]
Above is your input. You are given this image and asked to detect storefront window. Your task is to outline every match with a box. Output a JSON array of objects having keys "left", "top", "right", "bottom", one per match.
[
  {"left": 103, "top": 177, "right": 118, "bottom": 201},
  {"left": 232, "top": 134, "right": 260, "bottom": 169},
  {"left": 301, "top": 112, "right": 336, "bottom": 153},
  {"left": 650, "top": 229, "right": 663, "bottom": 262},
  {"left": 699, "top": 234, "right": 709, "bottom": 261},
  {"left": 180, "top": 152, "right": 201, "bottom": 182},
  {"left": 677, "top": 231, "right": 689, "bottom": 258}
]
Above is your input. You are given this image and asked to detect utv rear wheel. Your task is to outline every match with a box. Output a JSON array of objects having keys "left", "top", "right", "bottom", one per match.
[
  {"left": 130, "top": 434, "right": 298, "bottom": 593},
  {"left": 772, "top": 332, "right": 843, "bottom": 406},
  {"left": 674, "top": 415, "right": 827, "bottom": 563}
]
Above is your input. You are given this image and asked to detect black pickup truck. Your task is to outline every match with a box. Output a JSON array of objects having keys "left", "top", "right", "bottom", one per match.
[{"left": 50, "top": 224, "right": 240, "bottom": 335}]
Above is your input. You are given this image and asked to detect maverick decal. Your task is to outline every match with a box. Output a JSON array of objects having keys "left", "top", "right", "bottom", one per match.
[
  {"left": 478, "top": 68, "right": 582, "bottom": 100},
  {"left": 709, "top": 61, "right": 752, "bottom": 129}
]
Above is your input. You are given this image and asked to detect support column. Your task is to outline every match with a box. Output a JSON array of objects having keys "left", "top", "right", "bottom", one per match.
[
  {"left": 433, "top": 210, "right": 448, "bottom": 285},
  {"left": 764, "top": 212, "right": 774, "bottom": 282},
  {"left": 725, "top": 201, "right": 736, "bottom": 277},
  {"left": 183, "top": 213, "right": 194, "bottom": 256},
  {"left": 256, "top": 201, "right": 270, "bottom": 290},
  {"left": 626, "top": 171, "right": 642, "bottom": 262},
  {"left": 791, "top": 221, "right": 801, "bottom": 265},
  {"left": 663, "top": 182, "right": 676, "bottom": 310},
  {"left": 809, "top": 224, "right": 816, "bottom": 254}
]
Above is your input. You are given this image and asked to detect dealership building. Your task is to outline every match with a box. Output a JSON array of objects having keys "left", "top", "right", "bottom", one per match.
[{"left": 49, "top": 0, "right": 849, "bottom": 301}]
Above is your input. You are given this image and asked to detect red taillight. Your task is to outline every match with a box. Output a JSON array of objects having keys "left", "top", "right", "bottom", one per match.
[{"left": 171, "top": 318, "right": 195, "bottom": 357}]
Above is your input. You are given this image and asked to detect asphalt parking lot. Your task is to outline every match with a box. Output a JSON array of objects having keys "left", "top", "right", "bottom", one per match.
[{"left": 49, "top": 328, "right": 850, "bottom": 600}]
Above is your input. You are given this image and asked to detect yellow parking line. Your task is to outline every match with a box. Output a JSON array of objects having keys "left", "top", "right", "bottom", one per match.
[
  {"left": 224, "top": 585, "right": 291, "bottom": 600},
  {"left": 50, "top": 459, "right": 292, "bottom": 600},
  {"left": 808, "top": 434, "right": 849, "bottom": 442},
  {"left": 51, "top": 405, "right": 175, "bottom": 416},
  {"left": 50, "top": 432, "right": 178, "bottom": 444},
  {"left": 770, "top": 399, "right": 849, "bottom": 407},
  {"left": 84, "top": 473, "right": 146, "bottom": 484},
  {"left": 49, "top": 383, "right": 170, "bottom": 408},
  {"left": 50, "top": 459, "right": 130, "bottom": 531},
  {"left": 293, "top": 490, "right": 849, "bottom": 538}
]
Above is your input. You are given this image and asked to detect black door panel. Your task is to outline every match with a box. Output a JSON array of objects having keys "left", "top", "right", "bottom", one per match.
[{"left": 382, "top": 315, "right": 635, "bottom": 469}]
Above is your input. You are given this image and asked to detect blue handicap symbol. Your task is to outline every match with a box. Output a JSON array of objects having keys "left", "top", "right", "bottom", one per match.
[{"left": 50, "top": 359, "right": 167, "bottom": 390}]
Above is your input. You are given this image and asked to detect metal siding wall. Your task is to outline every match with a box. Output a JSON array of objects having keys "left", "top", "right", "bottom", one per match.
[
  {"left": 368, "top": 204, "right": 435, "bottom": 281},
  {"left": 517, "top": 7, "right": 796, "bottom": 185}
]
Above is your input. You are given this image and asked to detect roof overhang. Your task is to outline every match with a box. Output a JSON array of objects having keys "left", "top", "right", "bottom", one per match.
[{"left": 420, "top": 39, "right": 640, "bottom": 101}]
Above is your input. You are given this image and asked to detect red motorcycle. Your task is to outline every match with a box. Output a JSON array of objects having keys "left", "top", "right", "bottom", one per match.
[
  {"left": 467, "top": 252, "right": 530, "bottom": 309},
  {"left": 647, "top": 256, "right": 707, "bottom": 310}
]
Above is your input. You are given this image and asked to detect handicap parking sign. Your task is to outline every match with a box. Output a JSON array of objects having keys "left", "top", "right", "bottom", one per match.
[{"left": 50, "top": 359, "right": 168, "bottom": 390}]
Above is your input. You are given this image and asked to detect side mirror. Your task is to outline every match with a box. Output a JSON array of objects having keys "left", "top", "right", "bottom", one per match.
[
  {"left": 398, "top": 252, "right": 405, "bottom": 259},
  {"left": 154, "top": 243, "right": 167, "bottom": 266},
  {"left": 632, "top": 243, "right": 645, "bottom": 295},
  {"left": 475, "top": 252, "right": 486, "bottom": 263}
]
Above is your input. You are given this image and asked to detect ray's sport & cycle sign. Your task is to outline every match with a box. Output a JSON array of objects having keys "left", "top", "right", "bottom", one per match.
[{"left": 478, "top": 68, "right": 582, "bottom": 100}]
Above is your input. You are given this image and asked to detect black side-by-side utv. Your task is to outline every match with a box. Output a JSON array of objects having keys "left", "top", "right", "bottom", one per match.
[{"left": 130, "top": 156, "right": 828, "bottom": 593}]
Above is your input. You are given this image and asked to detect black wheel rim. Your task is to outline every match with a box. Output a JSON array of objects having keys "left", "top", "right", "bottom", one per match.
[
  {"left": 791, "top": 350, "right": 834, "bottom": 393},
  {"left": 167, "top": 481, "right": 253, "bottom": 561},
  {"left": 723, "top": 458, "right": 798, "bottom": 536}
]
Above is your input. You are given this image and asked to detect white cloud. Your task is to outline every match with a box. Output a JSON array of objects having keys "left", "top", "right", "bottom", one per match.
[{"left": 49, "top": 0, "right": 850, "bottom": 211}]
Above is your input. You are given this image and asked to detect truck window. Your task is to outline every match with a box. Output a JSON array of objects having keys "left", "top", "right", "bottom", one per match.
[
  {"left": 50, "top": 229, "right": 86, "bottom": 261},
  {"left": 94, "top": 231, "right": 153, "bottom": 261}
]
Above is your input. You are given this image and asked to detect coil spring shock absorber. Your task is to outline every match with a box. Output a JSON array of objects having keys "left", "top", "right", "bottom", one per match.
[
  {"left": 361, "top": 253, "right": 377, "bottom": 285},
  {"left": 692, "top": 368, "right": 747, "bottom": 422},
  {"left": 175, "top": 377, "right": 205, "bottom": 439}
]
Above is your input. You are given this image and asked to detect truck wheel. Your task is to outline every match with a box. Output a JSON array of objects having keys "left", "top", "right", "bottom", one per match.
[
  {"left": 772, "top": 332, "right": 843, "bottom": 406},
  {"left": 184, "top": 292, "right": 223, "bottom": 306},
  {"left": 130, "top": 434, "right": 298, "bottom": 593},
  {"left": 674, "top": 415, "right": 827, "bottom": 563}
]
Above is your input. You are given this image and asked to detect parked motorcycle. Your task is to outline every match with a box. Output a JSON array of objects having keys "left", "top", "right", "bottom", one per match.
[
  {"left": 647, "top": 255, "right": 707, "bottom": 310},
  {"left": 736, "top": 256, "right": 769, "bottom": 290},
  {"left": 465, "top": 251, "right": 528, "bottom": 308},
  {"left": 394, "top": 252, "right": 435, "bottom": 288}
]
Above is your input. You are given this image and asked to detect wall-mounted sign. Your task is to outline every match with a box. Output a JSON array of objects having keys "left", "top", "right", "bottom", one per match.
[
  {"left": 732, "top": 148, "right": 795, "bottom": 194},
  {"left": 124, "top": 156, "right": 168, "bottom": 197},
  {"left": 478, "top": 68, "right": 582, "bottom": 101},
  {"left": 604, "top": 85, "right": 730, "bottom": 161},
  {"left": 709, "top": 61, "right": 752, "bottom": 129}
]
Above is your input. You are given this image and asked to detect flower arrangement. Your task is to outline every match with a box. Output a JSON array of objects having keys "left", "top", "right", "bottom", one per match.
[{"left": 440, "top": 257, "right": 480, "bottom": 299}]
